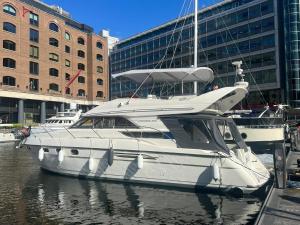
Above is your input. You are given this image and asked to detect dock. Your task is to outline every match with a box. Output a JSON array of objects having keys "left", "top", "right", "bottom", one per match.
[{"left": 255, "top": 150, "right": 300, "bottom": 225}]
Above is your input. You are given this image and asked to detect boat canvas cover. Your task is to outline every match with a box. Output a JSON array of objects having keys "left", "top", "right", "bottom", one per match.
[{"left": 112, "top": 67, "right": 214, "bottom": 84}]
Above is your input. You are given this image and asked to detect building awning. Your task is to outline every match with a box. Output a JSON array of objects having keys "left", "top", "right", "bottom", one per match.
[{"left": 112, "top": 67, "right": 214, "bottom": 84}]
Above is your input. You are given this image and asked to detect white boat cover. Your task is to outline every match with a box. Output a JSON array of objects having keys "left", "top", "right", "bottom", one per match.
[{"left": 112, "top": 67, "right": 214, "bottom": 84}]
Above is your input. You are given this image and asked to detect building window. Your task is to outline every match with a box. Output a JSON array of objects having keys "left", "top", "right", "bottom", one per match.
[
  {"left": 3, "top": 5, "right": 16, "bottom": 16},
  {"left": 97, "top": 66, "right": 103, "bottom": 73},
  {"left": 77, "top": 37, "right": 85, "bottom": 45},
  {"left": 3, "top": 40, "right": 15, "bottom": 51},
  {"left": 3, "top": 22, "right": 16, "bottom": 33},
  {"left": 3, "top": 76, "right": 16, "bottom": 86},
  {"left": 97, "top": 79, "right": 103, "bottom": 85},
  {"left": 77, "top": 50, "right": 85, "bottom": 58},
  {"left": 96, "top": 42, "right": 103, "bottom": 49},
  {"left": 78, "top": 63, "right": 85, "bottom": 70},
  {"left": 30, "top": 29, "right": 39, "bottom": 43},
  {"left": 96, "top": 54, "right": 103, "bottom": 61},
  {"left": 30, "top": 45, "right": 39, "bottom": 59},
  {"left": 65, "top": 59, "right": 70, "bottom": 67},
  {"left": 65, "top": 45, "right": 70, "bottom": 53},
  {"left": 49, "top": 38, "right": 58, "bottom": 47},
  {"left": 96, "top": 91, "right": 103, "bottom": 97},
  {"left": 78, "top": 76, "right": 85, "bottom": 83},
  {"left": 49, "top": 68, "right": 59, "bottom": 77},
  {"left": 49, "top": 53, "right": 59, "bottom": 62},
  {"left": 65, "top": 32, "right": 70, "bottom": 40},
  {"left": 49, "top": 23, "right": 59, "bottom": 32},
  {"left": 29, "top": 12, "right": 39, "bottom": 26},
  {"left": 29, "top": 61, "right": 39, "bottom": 75},
  {"left": 65, "top": 73, "right": 70, "bottom": 80},
  {"left": 3, "top": 58, "right": 16, "bottom": 68},
  {"left": 78, "top": 89, "right": 85, "bottom": 96},
  {"left": 49, "top": 83, "right": 59, "bottom": 92},
  {"left": 29, "top": 78, "right": 39, "bottom": 91},
  {"left": 65, "top": 87, "right": 70, "bottom": 94}
]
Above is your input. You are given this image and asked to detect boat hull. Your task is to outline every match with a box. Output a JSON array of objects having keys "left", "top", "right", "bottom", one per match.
[{"left": 26, "top": 143, "right": 270, "bottom": 194}]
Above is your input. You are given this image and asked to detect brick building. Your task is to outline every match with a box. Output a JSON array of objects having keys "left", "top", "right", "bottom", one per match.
[{"left": 0, "top": 0, "right": 109, "bottom": 124}]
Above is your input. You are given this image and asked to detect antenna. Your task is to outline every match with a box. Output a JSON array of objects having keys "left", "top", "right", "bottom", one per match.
[{"left": 232, "top": 61, "right": 244, "bottom": 82}]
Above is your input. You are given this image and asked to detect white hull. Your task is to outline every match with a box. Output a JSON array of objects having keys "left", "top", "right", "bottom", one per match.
[
  {"left": 26, "top": 136, "right": 269, "bottom": 194},
  {"left": 238, "top": 127, "right": 284, "bottom": 143},
  {"left": 0, "top": 133, "right": 18, "bottom": 144}
]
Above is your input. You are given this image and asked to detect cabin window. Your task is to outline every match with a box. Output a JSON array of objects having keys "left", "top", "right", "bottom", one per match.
[
  {"left": 122, "top": 131, "right": 173, "bottom": 139},
  {"left": 161, "top": 117, "right": 225, "bottom": 151},
  {"left": 71, "top": 149, "right": 79, "bottom": 155},
  {"left": 71, "top": 117, "right": 138, "bottom": 129},
  {"left": 94, "top": 117, "right": 137, "bottom": 129}
]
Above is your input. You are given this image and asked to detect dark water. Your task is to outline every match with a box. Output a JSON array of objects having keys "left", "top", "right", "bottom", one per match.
[{"left": 0, "top": 145, "right": 263, "bottom": 225}]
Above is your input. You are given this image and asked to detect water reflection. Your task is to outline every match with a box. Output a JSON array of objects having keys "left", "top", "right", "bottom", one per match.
[{"left": 0, "top": 146, "right": 262, "bottom": 225}]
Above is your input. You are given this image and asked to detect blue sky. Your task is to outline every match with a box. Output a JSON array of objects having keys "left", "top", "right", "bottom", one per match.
[{"left": 43, "top": 0, "right": 220, "bottom": 40}]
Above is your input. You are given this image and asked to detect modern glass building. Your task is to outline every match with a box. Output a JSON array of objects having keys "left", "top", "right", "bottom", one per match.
[{"left": 110, "top": 0, "right": 293, "bottom": 107}]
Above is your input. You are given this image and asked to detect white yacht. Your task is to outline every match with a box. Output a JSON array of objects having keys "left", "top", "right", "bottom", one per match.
[
  {"left": 42, "top": 109, "right": 82, "bottom": 128},
  {"left": 23, "top": 68, "right": 270, "bottom": 194},
  {"left": 227, "top": 105, "right": 286, "bottom": 153},
  {"left": 0, "top": 124, "right": 19, "bottom": 144}
]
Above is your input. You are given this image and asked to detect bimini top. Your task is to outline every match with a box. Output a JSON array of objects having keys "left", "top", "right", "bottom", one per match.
[{"left": 112, "top": 67, "right": 214, "bottom": 84}]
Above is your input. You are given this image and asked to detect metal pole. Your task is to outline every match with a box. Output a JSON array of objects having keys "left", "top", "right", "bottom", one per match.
[{"left": 193, "top": 0, "right": 198, "bottom": 95}]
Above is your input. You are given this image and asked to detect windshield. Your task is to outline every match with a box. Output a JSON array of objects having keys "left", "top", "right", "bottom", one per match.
[{"left": 216, "top": 119, "right": 247, "bottom": 151}]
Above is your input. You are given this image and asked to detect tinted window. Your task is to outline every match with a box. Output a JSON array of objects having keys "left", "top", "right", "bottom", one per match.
[
  {"left": 3, "top": 22, "right": 16, "bottom": 33},
  {"left": 30, "top": 29, "right": 39, "bottom": 42},
  {"left": 3, "top": 58, "right": 16, "bottom": 68},
  {"left": 49, "top": 23, "right": 59, "bottom": 32},
  {"left": 3, "top": 40, "right": 15, "bottom": 51}
]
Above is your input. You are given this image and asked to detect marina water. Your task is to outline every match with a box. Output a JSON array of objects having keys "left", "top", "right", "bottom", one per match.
[{"left": 0, "top": 145, "right": 263, "bottom": 225}]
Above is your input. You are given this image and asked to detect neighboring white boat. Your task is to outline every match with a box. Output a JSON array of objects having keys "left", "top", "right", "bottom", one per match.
[
  {"left": 0, "top": 124, "right": 19, "bottom": 144},
  {"left": 42, "top": 109, "right": 82, "bottom": 128},
  {"left": 31, "top": 109, "right": 82, "bottom": 134},
  {"left": 227, "top": 105, "right": 286, "bottom": 153},
  {"left": 23, "top": 67, "right": 270, "bottom": 194}
]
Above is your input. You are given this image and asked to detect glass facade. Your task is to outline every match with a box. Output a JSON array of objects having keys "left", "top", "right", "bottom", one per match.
[
  {"left": 284, "top": 0, "right": 300, "bottom": 107},
  {"left": 110, "top": 0, "right": 282, "bottom": 107}
]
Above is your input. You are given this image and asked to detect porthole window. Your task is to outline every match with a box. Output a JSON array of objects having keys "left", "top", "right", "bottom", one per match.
[{"left": 71, "top": 149, "right": 79, "bottom": 155}]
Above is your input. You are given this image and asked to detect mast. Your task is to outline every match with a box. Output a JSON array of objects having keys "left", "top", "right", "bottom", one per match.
[{"left": 193, "top": 0, "right": 198, "bottom": 95}]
